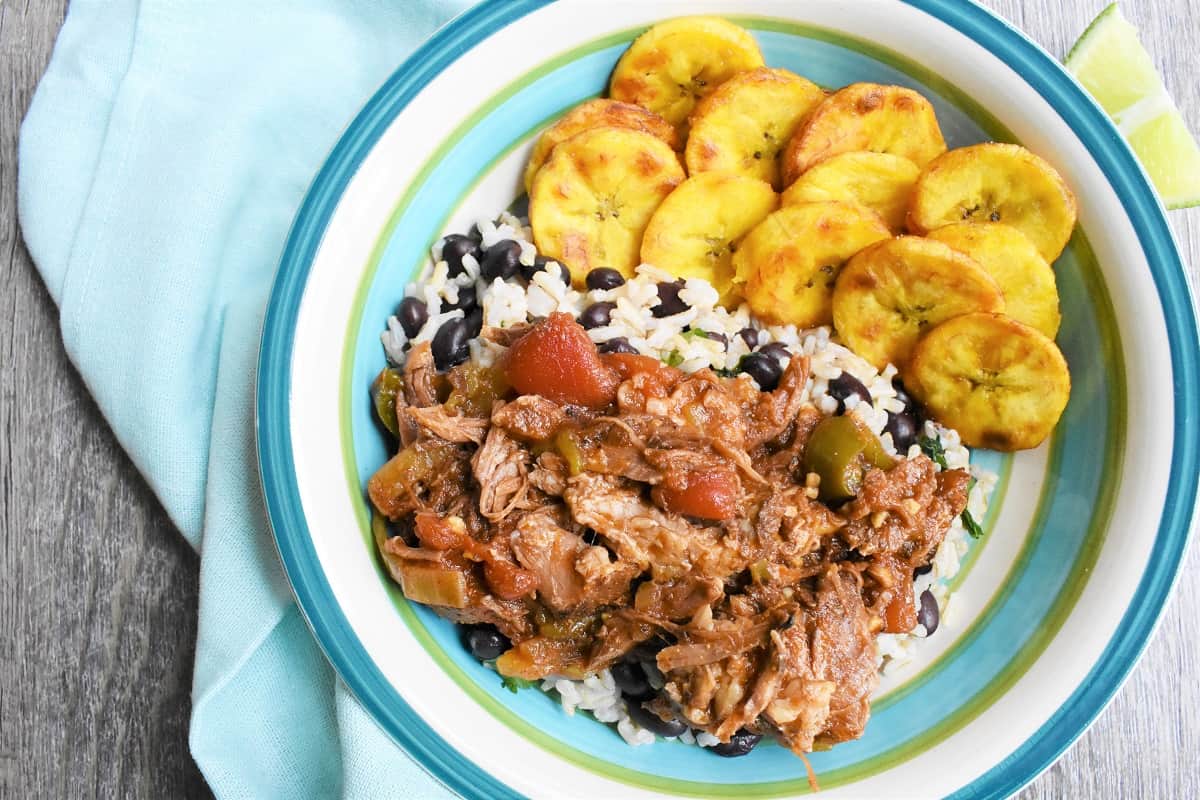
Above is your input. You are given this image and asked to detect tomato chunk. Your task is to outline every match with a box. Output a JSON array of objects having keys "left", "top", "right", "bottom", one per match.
[
  {"left": 602, "top": 353, "right": 678, "bottom": 382},
  {"left": 413, "top": 512, "right": 466, "bottom": 550},
  {"left": 505, "top": 313, "right": 618, "bottom": 407},
  {"left": 883, "top": 590, "right": 918, "bottom": 634},
  {"left": 602, "top": 352, "right": 683, "bottom": 397},
  {"left": 653, "top": 467, "right": 740, "bottom": 521},
  {"left": 484, "top": 559, "right": 538, "bottom": 600}
]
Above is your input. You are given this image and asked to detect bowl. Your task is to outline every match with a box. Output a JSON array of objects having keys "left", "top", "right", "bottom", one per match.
[{"left": 257, "top": 1, "right": 1200, "bottom": 797}]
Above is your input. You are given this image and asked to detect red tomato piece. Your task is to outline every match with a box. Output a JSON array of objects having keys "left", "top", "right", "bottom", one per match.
[
  {"left": 653, "top": 468, "right": 740, "bottom": 521},
  {"left": 883, "top": 591, "right": 918, "bottom": 634},
  {"left": 413, "top": 512, "right": 466, "bottom": 550},
  {"left": 601, "top": 352, "right": 684, "bottom": 399},
  {"left": 504, "top": 313, "right": 618, "bottom": 407},
  {"left": 484, "top": 559, "right": 538, "bottom": 600},
  {"left": 603, "top": 352, "right": 676, "bottom": 381}
]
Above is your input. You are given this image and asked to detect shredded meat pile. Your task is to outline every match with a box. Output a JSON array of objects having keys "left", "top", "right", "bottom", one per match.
[{"left": 368, "top": 314, "right": 969, "bottom": 757}]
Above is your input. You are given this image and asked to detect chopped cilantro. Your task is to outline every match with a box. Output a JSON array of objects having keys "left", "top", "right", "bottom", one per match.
[
  {"left": 962, "top": 508, "right": 984, "bottom": 539},
  {"left": 501, "top": 675, "right": 535, "bottom": 694},
  {"left": 681, "top": 328, "right": 707, "bottom": 341},
  {"left": 921, "top": 436, "right": 985, "bottom": 538},
  {"left": 663, "top": 349, "right": 684, "bottom": 368},
  {"left": 918, "top": 435, "right": 949, "bottom": 470},
  {"left": 712, "top": 354, "right": 749, "bottom": 379}
]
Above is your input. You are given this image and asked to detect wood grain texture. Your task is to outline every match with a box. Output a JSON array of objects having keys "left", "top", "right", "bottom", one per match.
[
  {"left": 0, "top": 1, "right": 1195, "bottom": 798},
  {"left": 0, "top": 3, "right": 209, "bottom": 799}
]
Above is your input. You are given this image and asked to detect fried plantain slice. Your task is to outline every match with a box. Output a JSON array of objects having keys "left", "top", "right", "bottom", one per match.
[
  {"left": 641, "top": 172, "right": 778, "bottom": 300},
  {"left": 910, "top": 312, "right": 1070, "bottom": 451},
  {"left": 609, "top": 16, "right": 765, "bottom": 138},
  {"left": 522, "top": 99, "right": 679, "bottom": 195},
  {"left": 781, "top": 82, "right": 946, "bottom": 185},
  {"left": 926, "top": 222, "right": 1062, "bottom": 338},
  {"left": 530, "top": 126, "right": 685, "bottom": 280},
  {"left": 907, "top": 142, "right": 1078, "bottom": 262},
  {"left": 831, "top": 236, "right": 1006, "bottom": 369},
  {"left": 732, "top": 201, "right": 892, "bottom": 327},
  {"left": 781, "top": 151, "right": 920, "bottom": 233},
  {"left": 685, "top": 67, "right": 826, "bottom": 189}
]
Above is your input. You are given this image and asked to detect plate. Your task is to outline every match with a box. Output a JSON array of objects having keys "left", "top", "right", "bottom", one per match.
[{"left": 257, "top": 1, "right": 1200, "bottom": 797}]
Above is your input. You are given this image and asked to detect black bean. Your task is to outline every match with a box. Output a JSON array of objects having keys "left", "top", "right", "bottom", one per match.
[
  {"left": 918, "top": 589, "right": 939, "bottom": 635},
  {"left": 441, "top": 234, "right": 482, "bottom": 278},
  {"left": 611, "top": 661, "right": 653, "bottom": 700},
  {"left": 627, "top": 702, "right": 687, "bottom": 738},
  {"left": 737, "top": 327, "right": 760, "bottom": 350},
  {"left": 710, "top": 729, "right": 762, "bottom": 757},
  {"left": 464, "top": 306, "right": 483, "bottom": 338},
  {"left": 740, "top": 352, "right": 783, "bottom": 391},
  {"left": 892, "top": 378, "right": 926, "bottom": 424},
  {"left": 439, "top": 283, "right": 477, "bottom": 313},
  {"left": 580, "top": 302, "right": 616, "bottom": 330},
  {"left": 885, "top": 410, "right": 920, "bottom": 451},
  {"left": 480, "top": 239, "right": 522, "bottom": 281},
  {"left": 628, "top": 634, "right": 670, "bottom": 662},
  {"left": 431, "top": 317, "right": 471, "bottom": 371},
  {"left": 913, "top": 563, "right": 933, "bottom": 578},
  {"left": 693, "top": 329, "right": 727, "bottom": 347},
  {"left": 599, "top": 337, "right": 638, "bottom": 355},
  {"left": 586, "top": 267, "right": 625, "bottom": 291},
  {"left": 464, "top": 625, "right": 510, "bottom": 661},
  {"left": 397, "top": 297, "right": 428, "bottom": 338},
  {"left": 828, "top": 371, "right": 872, "bottom": 414},
  {"left": 758, "top": 342, "right": 791, "bottom": 361},
  {"left": 521, "top": 254, "right": 571, "bottom": 286},
  {"left": 652, "top": 280, "right": 688, "bottom": 318}
]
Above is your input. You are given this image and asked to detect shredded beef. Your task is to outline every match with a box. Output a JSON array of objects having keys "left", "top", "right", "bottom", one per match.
[{"left": 367, "top": 318, "right": 971, "bottom": 758}]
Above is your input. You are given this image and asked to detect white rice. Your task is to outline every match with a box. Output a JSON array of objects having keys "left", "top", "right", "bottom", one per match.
[{"left": 383, "top": 213, "right": 997, "bottom": 744}]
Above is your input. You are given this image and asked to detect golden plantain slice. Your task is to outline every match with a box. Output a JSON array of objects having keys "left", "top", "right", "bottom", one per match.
[
  {"left": 522, "top": 99, "right": 679, "bottom": 195},
  {"left": 609, "top": 16, "right": 765, "bottom": 138},
  {"left": 781, "top": 151, "right": 920, "bottom": 233},
  {"left": 910, "top": 312, "right": 1070, "bottom": 451},
  {"left": 641, "top": 172, "right": 778, "bottom": 300},
  {"left": 781, "top": 83, "right": 946, "bottom": 185},
  {"left": 685, "top": 67, "right": 826, "bottom": 189},
  {"left": 908, "top": 142, "right": 1078, "bottom": 262},
  {"left": 926, "top": 222, "right": 1062, "bottom": 339},
  {"left": 732, "top": 201, "right": 891, "bottom": 327},
  {"left": 530, "top": 126, "right": 685, "bottom": 280},
  {"left": 831, "top": 236, "right": 1006, "bottom": 369}
]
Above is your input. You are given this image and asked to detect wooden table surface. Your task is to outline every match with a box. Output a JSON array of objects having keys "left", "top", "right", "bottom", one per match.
[{"left": 2, "top": 1, "right": 1197, "bottom": 797}]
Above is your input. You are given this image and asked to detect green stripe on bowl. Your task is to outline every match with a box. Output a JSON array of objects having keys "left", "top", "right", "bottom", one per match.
[{"left": 337, "top": 18, "right": 1125, "bottom": 797}]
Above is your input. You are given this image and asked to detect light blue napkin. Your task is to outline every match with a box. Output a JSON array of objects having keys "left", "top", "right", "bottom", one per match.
[{"left": 19, "top": 1, "right": 474, "bottom": 796}]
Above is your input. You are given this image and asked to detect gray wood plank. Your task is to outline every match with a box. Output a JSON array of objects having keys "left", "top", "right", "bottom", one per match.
[
  {"left": 0, "top": 1, "right": 1196, "bottom": 798},
  {"left": 0, "top": 2, "right": 210, "bottom": 799}
]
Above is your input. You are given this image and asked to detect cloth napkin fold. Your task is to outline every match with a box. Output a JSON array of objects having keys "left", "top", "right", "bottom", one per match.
[{"left": 19, "top": 1, "right": 474, "bottom": 796}]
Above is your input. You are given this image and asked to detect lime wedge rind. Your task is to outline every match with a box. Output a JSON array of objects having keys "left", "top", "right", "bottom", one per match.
[{"left": 1064, "top": 1, "right": 1120, "bottom": 64}]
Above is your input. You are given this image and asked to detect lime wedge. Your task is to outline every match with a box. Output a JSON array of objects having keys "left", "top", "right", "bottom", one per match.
[
  {"left": 1066, "top": 3, "right": 1200, "bottom": 209},
  {"left": 1123, "top": 106, "right": 1200, "bottom": 210}
]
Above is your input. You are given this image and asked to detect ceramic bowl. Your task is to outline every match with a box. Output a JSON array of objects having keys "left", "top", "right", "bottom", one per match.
[{"left": 258, "top": 2, "right": 1200, "bottom": 797}]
